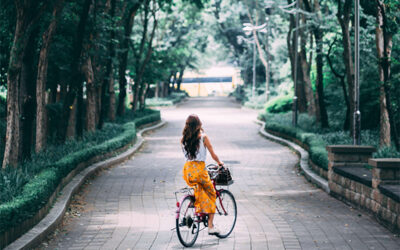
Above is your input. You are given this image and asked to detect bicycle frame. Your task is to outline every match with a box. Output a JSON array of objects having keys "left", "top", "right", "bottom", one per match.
[{"left": 175, "top": 180, "right": 228, "bottom": 221}]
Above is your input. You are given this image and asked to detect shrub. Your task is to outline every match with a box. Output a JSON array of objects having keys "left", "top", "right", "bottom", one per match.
[
  {"left": 145, "top": 93, "right": 186, "bottom": 107},
  {"left": 265, "top": 95, "right": 293, "bottom": 113},
  {"left": 145, "top": 98, "right": 175, "bottom": 107},
  {"left": 244, "top": 94, "right": 267, "bottom": 110},
  {"left": 0, "top": 109, "right": 160, "bottom": 234},
  {"left": 373, "top": 146, "right": 400, "bottom": 158},
  {"left": 263, "top": 112, "right": 329, "bottom": 170}
]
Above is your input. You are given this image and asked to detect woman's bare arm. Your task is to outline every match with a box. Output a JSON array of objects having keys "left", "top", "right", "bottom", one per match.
[{"left": 203, "top": 135, "right": 223, "bottom": 166}]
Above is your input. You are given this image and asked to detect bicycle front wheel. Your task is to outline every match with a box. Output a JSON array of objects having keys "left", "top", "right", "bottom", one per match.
[
  {"left": 176, "top": 195, "right": 199, "bottom": 247},
  {"left": 214, "top": 189, "right": 237, "bottom": 238}
]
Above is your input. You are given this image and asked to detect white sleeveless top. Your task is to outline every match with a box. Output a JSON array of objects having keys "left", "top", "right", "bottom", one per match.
[{"left": 182, "top": 134, "right": 207, "bottom": 162}]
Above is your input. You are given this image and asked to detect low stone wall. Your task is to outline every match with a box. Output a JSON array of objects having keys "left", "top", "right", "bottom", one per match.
[
  {"left": 327, "top": 145, "right": 400, "bottom": 233},
  {"left": 309, "top": 160, "right": 328, "bottom": 180}
]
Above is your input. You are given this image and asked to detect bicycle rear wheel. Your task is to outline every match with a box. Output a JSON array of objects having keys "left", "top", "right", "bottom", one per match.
[
  {"left": 176, "top": 195, "right": 199, "bottom": 247},
  {"left": 214, "top": 189, "right": 237, "bottom": 238}
]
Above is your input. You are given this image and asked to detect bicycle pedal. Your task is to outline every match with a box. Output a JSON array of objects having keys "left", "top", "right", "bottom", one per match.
[
  {"left": 191, "top": 224, "right": 197, "bottom": 234},
  {"left": 186, "top": 215, "right": 194, "bottom": 228}
]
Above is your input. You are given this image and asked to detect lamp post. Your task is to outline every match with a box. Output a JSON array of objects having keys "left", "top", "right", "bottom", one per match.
[
  {"left": 265, "top": 6, "right": 272, "bottom": 102},
  {"left": 354, "top": 0, "right": 361, "bottom": 145},
  {"left": 292, "top": 0, "right": 299, "bottom": 127},
  {"left": 252, "top": 39, "right": 256, "bottom": 97},
  {"left": 243, "top": 23, "right": 266, "bottom": 97}
]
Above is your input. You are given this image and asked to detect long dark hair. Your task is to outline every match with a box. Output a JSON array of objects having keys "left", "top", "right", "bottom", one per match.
[{"left": 181, "top": 114, "right": 202, "bottom": 160}]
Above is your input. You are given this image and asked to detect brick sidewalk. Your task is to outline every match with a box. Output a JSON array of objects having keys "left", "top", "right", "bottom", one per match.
[{"left": 43, "top": 97, "right": 400, "bottom": 249}]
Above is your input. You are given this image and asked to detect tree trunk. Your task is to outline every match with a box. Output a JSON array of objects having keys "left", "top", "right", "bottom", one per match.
[
  {"left": 314, "top": 31, "right": 329, "bottom": 127},
  {"left": 287, "top": 0, "right": 307, "bottom": 113},
  {"left": 117, "top": 1, "right": 143, "bottom": 116},
  {"left": 108, "top": 75, "right": 116, "bottom": 121},
  {"left": 105, "top": 0, "right": 116, "bottom": 122},
  {"left": 35, "top": 0, "right": 65, "bottom": 153},
  {"left": 375, "top": 2, "right": 398, "bottom": 148},
  {"left": 83, "top": 56, "right": 96, "bottom": 132},
  {"left": 172, "top": 71, "right": 177, "bottom": 91},
  {"left": 376, "top": 22, "right": 390, "bottom": 146},
  {"left": 327, "top": 38, "right": 350, "bottom": 130},
  {"left": 337, "top": 0, "right": 355, "bottom": 135},
  {"left": 305, "top": 0, "right": 328, "bottom": 128},
  {"left": 66, "top": 98, "right": 77, "bottom": 138},
  {"left": 76, "top": 75, "right": 84, "bottom": 138},
  {"left": 21, "top": 30, "right": 37, "bottom": 161},
  {"left": 177, "top": 67, "right": 185, "bottom": 91},
  {"left": 139, "top": 83, "right": 148, "bottom": 110},
  {"left": 299, "top": 12, "right": 316, "bottom": 117},
  {"left": 155, "top": 82, "right": 160, "bottom": 98},
  {"left": 3, "top": 2, "right": 40, "bottom": 168},
  {"left": 132, "top": 13, "right": 157, "bottom": 112},
  {"left": 60, "top": 0, "right": 92, "bottom": 140}
]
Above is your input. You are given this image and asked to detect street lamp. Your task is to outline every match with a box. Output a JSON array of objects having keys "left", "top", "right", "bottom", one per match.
[
  {"left": 265, "top": 6, "right": 272, "bottom": 102},
  {"left": 243, "top": 23, "right": 267, "bottom": 98},
  {"left": 354, "top": 0, "right": 361, "bottom": 145},
  {"left": 292, "top": 0, "right": 300, "bottom": 127}
]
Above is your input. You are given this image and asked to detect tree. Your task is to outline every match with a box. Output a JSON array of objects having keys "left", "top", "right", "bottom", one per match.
[
  {"left": 131, "top": 0, "right": 158, "bottom": 112},
  {"left": 117, "top": 0, "right": 144, "bottom": 116},
  {"left": 370, "top": 0, "right": 399, "bottom": 149},
  {"left": 3, "top": 0, "right": 49, "bottom": 168},
  {"left": 35, "top": 0, "right": 65, "bottom": 152},
  {"left": 337, "top": 0, "right": 355, "bottom": 134},
  {"left": 303, "top": 0, "right": 329, "bottom": 128},
  {"left": 59, "top": 0, "right": 92, "bottom": 141}
]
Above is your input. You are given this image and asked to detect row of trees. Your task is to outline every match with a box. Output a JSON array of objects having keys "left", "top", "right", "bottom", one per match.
[
  {"left": 207, "top": 0, "right": 400, "bottom": 150},
  {"left": 0, "top": 0, "right": 207, "bottom": 168}
]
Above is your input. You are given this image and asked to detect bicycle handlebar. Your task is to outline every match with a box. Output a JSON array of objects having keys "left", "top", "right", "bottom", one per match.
[{"left": 206, "top": 163, "right": 221, "bottom": 172}]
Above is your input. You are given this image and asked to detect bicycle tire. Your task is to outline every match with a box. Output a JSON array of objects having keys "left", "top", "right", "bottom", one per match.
[
  {"left": 214, "top": 189, "right": 237, "bottom": 238},
  {"left": 176, "top": 195, "right": 199, "bottom": 247}
]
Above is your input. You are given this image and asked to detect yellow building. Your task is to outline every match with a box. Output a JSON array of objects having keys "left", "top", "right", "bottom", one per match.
[{"left": 181, "top": 66, "right": 243, "bottom": 97}]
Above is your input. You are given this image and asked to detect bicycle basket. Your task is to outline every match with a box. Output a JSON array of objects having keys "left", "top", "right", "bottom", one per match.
[{"left": 215, "top": 167, "right": 233, "bottom": 185}]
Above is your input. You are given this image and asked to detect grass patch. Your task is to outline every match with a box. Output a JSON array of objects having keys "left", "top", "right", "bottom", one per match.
[{"left": 0, "top": 109, "right": 160, "bottom": 234}]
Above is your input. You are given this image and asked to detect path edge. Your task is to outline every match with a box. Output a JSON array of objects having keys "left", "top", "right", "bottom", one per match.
[
  {"left": 255, "top": 119, "right": 330, "bottom": 194},
  {"left": 5, "top": 120, "right": 167, "bottom": 250}
]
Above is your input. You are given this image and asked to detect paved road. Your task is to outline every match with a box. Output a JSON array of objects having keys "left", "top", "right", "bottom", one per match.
[{"left": 43, "top": 97, "right": 400, "bottom": 249}]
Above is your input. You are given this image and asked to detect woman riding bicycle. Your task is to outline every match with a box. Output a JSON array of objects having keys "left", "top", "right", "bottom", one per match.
[{"left": 181, "top": 114, "right": 223, "bottom": 236}]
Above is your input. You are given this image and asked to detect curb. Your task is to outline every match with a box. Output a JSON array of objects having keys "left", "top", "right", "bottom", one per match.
[
  {"left": 5, "top": 120, "right": 166, "bottom": 250},
  {"left": 255, "top": 119, "right": 330, "bottom": 194}
]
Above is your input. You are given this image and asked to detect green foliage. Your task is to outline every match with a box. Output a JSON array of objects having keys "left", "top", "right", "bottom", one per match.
[
  {"left": 0, "top": 110, "right": 160, "bottom": 234},
  {"left": 261, "top": 112, "right": 387, "bottom": 171},
  {"left": 145, "top": 92, "right": 186, "bottom": 107},
  {"left": 373, "top": 146, "right": 400, "bottom": 158},
  {"left": 244, "top": 94, "right": 267, "bottom": 109},
  {"left": 265, "top": 95, "right": 293, "bottom": 113}
]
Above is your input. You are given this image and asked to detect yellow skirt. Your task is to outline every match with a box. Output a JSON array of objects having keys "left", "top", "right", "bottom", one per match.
[{"left": 183, "top": 161, "right": 216, "bottom": 214}]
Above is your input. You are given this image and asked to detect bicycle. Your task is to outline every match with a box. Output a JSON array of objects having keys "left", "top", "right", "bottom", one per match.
[{"left": 174, "top": 164, "right": 237, "bottom": 247}]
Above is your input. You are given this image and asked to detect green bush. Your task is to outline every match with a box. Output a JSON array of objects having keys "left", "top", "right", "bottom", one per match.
[
  {"left": 145, "top": 98, "right": 175, "bottom": 106},
  {"left": 145, "top": 92, "right": 186, "bottom": 107},
  {"left": 265, "top": 95, "right": 293, "bottom": 113},
  {"left": 373, "top": 146, "right": 400, "bottom": 158},
  {"left": 262, "top": 112, "right": 328, "bottom": 170},
  {"left": 0, "top": 109, "right": 160, "bottom": 234},
  {"left": 244, "top": 93, "right": 267, "bottom": 110},
  {"left": 261, "top": 112, "right": 395, "bottom": 171}
]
